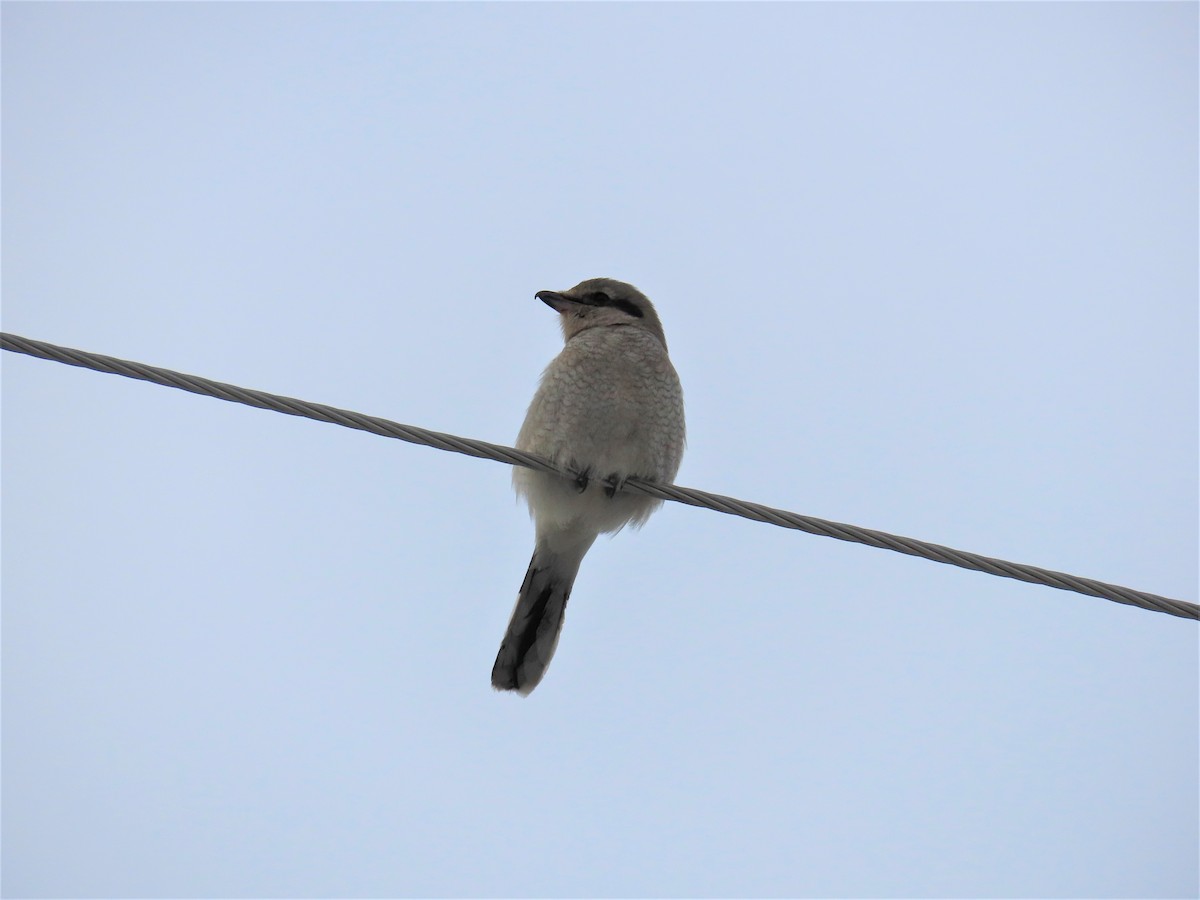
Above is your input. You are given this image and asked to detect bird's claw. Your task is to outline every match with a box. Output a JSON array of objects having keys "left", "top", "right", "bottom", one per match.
[
  {"left": 574, "top": 467, "right": 591, "bottom": 493},
  {"left": 603, "top": 473, "right": 626, "bottom": 498}
]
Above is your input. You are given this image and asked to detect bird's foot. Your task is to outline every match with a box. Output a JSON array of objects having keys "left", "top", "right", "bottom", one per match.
[
  {"left": 573, "top": 467, "right": 592, "bottom": 493},
  {"left": 603, "top": 473, "right": 627, "bottom": 498}
]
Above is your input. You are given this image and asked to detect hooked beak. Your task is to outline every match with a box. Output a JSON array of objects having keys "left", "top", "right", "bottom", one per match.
[
  {"left": 536, "top": 290, "right": 600, "bottom": 313},
  {"left": 535, "top": 290, "right": 570, "bottom": 312}
]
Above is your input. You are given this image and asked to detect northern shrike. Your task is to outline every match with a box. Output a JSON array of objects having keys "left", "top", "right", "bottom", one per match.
[{"left": 491, "top": 278, "right": 686, "bottom": 695}]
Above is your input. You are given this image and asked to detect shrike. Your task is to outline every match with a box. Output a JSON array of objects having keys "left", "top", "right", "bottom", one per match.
[{"left": 491, "top": 278, "right": 686, "bottom": 695}]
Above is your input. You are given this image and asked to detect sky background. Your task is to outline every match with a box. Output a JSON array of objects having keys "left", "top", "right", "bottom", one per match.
[{"left": 3, "top": 3, "right": 1197, "bottom": 898}]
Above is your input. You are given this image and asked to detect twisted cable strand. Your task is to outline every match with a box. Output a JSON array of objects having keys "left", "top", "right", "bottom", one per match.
[{"left": 4, "top": 331, "right": 1194, "bottom": 621}]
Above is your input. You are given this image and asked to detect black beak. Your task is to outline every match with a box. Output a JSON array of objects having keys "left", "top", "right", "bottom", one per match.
[{"left": 536, "top": 290, "right": 575, "bottom": 313}]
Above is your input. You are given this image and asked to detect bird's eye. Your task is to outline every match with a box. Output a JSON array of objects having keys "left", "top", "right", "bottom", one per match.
[{"left": 579, "top": 290, "right": 644, "bottom": 318}]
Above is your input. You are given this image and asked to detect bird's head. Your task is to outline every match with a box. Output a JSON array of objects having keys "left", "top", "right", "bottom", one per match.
[{"left": 535, "top": 278, "right": 668, "bottom": 348}]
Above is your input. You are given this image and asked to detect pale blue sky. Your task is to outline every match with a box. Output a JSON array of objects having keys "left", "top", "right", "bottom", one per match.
[{"left": 3, "top": 3, "right": 1197, "bottom": 898}]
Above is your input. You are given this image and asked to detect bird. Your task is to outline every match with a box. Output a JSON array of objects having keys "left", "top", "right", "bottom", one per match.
[{"left": 491, "top": 278, "right": 686, "bottom": 695}]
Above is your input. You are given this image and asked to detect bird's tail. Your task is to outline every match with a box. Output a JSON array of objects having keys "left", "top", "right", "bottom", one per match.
[{"left": 492, "top": 539, "right": 592, "bottom": 695}]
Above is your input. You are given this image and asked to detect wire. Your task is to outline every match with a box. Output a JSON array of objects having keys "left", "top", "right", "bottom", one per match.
[{"left": 4, "top": 331, "right": 1195, "bottom": 621}]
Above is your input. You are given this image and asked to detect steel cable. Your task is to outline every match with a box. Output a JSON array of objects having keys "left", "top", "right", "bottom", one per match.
[{"left": 4, "top": 331, "right": 1194, "bottom": 621}]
